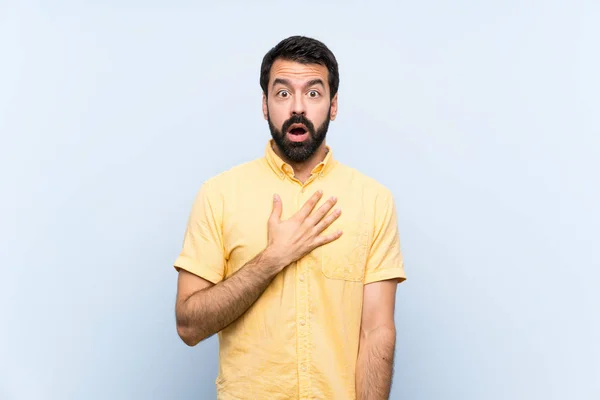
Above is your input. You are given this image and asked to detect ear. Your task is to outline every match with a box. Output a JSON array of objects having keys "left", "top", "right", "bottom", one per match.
[
  {"left": 330, "top": 93, "right": 338, "bottom": 121},
  {"left": 262, "top": 93, "right": 268, "bottom": 120}
]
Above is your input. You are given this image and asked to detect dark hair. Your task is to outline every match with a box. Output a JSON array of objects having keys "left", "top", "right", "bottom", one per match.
[{"left": 260, "top": 36, "right": 339, "bottom": 100}]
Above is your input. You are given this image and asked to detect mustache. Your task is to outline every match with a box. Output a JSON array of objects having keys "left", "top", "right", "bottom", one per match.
[{"left": 281, "top": 115, "right": 316, "bottom": 134}]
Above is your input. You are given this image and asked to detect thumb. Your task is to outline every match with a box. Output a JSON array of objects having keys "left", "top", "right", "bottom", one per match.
[{"left": 270, "top": 194, "right": 282, "bottom": 223}]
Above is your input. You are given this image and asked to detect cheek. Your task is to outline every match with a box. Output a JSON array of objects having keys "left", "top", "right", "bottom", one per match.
[
  {"left": 308, "top": 102, "right": 331, "bottom": 124},
  {"left": 267, "top": 102, "right": 287, "bottom": 123}
]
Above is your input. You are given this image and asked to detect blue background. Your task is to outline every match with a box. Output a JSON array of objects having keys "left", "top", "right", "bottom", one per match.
[{"left": 1, "top": 1, "right": 598, "bottom": 399}]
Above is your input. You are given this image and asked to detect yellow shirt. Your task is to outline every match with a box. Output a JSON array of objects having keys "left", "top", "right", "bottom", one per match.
[{"left": 174, "top": 140, "right": 406, "bottom": 399}]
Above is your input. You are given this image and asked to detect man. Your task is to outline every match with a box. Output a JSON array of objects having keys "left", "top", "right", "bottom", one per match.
[{"left": 173, "top": 36, "right": 406, "bottom": 400}]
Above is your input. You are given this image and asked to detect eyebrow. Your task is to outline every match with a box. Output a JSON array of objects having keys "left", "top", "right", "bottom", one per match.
[
  {"left": 271, "top": 78, "right": 326, "bottom": 90},
  {"left": 306, "top": 79, "right": 325, "bottom": 89}
]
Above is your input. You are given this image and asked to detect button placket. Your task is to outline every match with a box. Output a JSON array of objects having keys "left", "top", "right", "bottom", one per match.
[{"left": 296, "top": 185, "right": 312, "bottom": 398}]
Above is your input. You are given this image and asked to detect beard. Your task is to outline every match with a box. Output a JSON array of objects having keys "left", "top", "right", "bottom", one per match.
[{"left": 268, "top": 108, "right": 331, "bottom": 163}]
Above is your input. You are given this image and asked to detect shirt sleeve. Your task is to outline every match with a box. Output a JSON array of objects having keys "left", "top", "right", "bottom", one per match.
[
  {"left": 173, "top": 179, "right": 226, "bottom": 284},
  {"left": 363, "top": 189, "right": 406, "bottom": 285}
]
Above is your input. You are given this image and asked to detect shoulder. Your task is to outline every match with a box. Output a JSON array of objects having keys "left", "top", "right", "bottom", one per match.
[{"left": 198, "top": 157, "right": 265, "bottom": 194}]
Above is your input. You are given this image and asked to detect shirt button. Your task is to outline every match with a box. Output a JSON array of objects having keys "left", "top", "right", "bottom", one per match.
[
  {"left": 299, "top": 274, "right": 305, "bottom": 282},
  {"left": 301, "top": 365, "right": 307, "bottom": 372},
  {"left": 299, "top": 318, "right": 305, "bottom": 326}
]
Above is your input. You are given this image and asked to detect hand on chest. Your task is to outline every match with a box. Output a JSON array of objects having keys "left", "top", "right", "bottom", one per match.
[{"left": 223, "top": 189, "right": 371, "bottom": 282}]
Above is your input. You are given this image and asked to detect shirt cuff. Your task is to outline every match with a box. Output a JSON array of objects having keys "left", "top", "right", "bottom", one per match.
[
  {"left": 173, "top": 255, "right": 223, "bottom": 284},
  {"left": 364, "top": 268, "right": 406, "bottom": 285}
]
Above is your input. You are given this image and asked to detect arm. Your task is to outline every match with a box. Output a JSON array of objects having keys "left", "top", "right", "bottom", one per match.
[
  {"left": 175, "top": 190, "right": 342, "bottom": 346},
  {"left": 175, "top": 248, "right": 284, "bottom": 346},
  {"left": 356, "top": 279, "right": 398, "bottom": 400}
]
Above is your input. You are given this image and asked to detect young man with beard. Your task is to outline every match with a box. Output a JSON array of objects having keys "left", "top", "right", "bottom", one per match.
[{"left": 173, "top": 36, "right": 406, "bottom": 400}]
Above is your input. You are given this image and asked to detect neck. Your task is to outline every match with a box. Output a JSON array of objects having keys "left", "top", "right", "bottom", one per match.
[{"left": 273, "top": 142, "right": 328, "bottom": 183}]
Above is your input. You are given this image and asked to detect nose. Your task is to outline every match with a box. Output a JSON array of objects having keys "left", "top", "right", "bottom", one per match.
[{"left": 290, "top": 95, "right": 306, "bottom": 116}]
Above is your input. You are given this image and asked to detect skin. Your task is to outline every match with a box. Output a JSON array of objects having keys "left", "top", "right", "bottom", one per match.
[
  {"left": 262, "top": 58, "right": 338, "bottom": 183},
  {"left": 356, "top": 279, "right": 398, "bottom": 399},
  {"left": 175, "top": 58, "right": 398, "bottom": 399}
]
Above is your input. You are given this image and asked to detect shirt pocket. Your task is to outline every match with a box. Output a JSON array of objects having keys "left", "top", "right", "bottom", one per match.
[{"left": 320, "top": 217, "right": 369, "bottom": 282}]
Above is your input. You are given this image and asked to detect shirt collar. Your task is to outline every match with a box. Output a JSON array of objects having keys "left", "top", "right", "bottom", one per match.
[{"left": 264, "top": 139, "right": 337, "bottom": 180}]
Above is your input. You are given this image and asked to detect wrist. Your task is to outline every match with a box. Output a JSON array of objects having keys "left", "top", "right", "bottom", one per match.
[{"left": 261, "top": 246, "right": 289, "bottom": 274}]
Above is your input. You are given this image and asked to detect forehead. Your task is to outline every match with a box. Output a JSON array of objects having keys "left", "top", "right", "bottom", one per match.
[{"left": 269, "top": 58, "right": 329, "bottom": 88}]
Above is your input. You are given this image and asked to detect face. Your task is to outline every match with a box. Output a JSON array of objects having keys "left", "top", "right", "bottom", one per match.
[{"left": 263, "top": 58, "right": 338, "bottom": 163}]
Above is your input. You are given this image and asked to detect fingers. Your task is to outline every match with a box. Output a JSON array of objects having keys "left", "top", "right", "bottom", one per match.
[
  {"left": 314, "top": 229, "right": 343, "bottom": 247},
  {"left": 307, "top": 196, "right": 338, "bottom": 226},
  {"left": 269, "top": 194, "right": 282, "bottom": 223},
  {"left": 314, "top": 208, "right": 342, "bottom": 234},
  {"left": 295, "top": 190, "right": 324, "bottom": 220}
]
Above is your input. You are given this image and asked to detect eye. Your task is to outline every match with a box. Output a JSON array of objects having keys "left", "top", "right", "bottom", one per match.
[
  {"left": 278, "top": 90, "right": 290, "bottom": 98},
  {"left": 308, "top": 90, "right": 320, "bottom": 98}
]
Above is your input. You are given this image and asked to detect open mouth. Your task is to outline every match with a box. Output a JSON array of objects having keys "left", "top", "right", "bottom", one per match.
[
  {"left": 287, "top": 124, "right": 308, "bottom": 135},
  {"left": 286, "top": 123, "right": 309, "bottom": 143}
]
